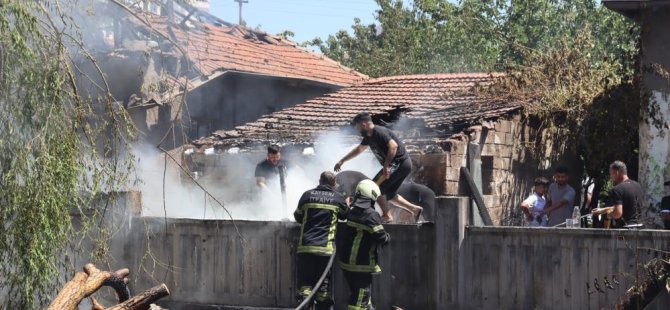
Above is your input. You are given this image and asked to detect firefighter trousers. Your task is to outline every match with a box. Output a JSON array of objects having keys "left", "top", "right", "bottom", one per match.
[
  {"left": 342, "top": 270, "right": 374, "bottom": 310},
  {"left": 297, "top": 253, "right": 333, "bottom": 310}
]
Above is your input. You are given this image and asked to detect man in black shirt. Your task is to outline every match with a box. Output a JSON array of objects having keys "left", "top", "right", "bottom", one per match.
[
  {"left": 255, "top": 145, "right": 289, "bottom": 191},
  {"left": 334, "top": 113, "right": 423, "bottom": 223},
  {"left": 606, "top": 161, "right": 644, "bottom": 227}
]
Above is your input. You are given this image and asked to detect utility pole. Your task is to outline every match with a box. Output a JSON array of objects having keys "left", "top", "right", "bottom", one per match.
[{"left": 234, "top": 0, "right": 248, "bottom": 25}]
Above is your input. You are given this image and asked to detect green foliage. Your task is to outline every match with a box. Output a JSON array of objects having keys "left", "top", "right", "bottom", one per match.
[
  {"left": 277, "top": 30, "right": 296, "bottom": 40},
  {"left": 308, "top": 0, "right": 638, "bottom": 78},
  {"left": 481, "top": 32, "right": 624, "bottom": 130},
  {"left": 471, "top": 29, "right": 641, "bottom": 209},
  {"left": 0, "top": 1, "right": 134, "bottom": 308}
]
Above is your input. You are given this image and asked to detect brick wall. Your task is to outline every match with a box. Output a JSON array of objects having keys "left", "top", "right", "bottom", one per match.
[
  {"left": 481, "top": 118, "right": 522, "bottom": 224},
  {"left": 415, "top": 115, "right": 568, "bottom": 225}
]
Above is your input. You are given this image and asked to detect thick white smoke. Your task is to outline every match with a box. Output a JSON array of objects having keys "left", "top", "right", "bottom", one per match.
[{"left": 136, "top": 132, "right": 380, "bottom": 221}]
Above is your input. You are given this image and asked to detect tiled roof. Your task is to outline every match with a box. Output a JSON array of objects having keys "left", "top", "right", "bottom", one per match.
[
  {"left": 137, "top": 15, "right": 367, "bottom": 86},
  {"left": 193, "top": 73, "right": 521, "bottom": 148}
]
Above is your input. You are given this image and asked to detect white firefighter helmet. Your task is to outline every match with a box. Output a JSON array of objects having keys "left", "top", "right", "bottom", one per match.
[{"left": 355, "top": 179, "right": 381, "bottom": 200}]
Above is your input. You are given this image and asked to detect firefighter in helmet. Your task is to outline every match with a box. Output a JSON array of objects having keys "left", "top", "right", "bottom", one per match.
[{"left": 336, "top": 179, "right": 390, "bottom": 310}]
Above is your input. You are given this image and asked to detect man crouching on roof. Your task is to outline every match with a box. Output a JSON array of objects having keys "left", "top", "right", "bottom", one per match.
[
  {"left": 293, "top": 171, "right": 348, "bottom": 309},
  {"left": 335, "top": 112, "right": 423, "bottom": 223},
  {"left": 336, "top": 179, "right": 390, "bottom": 310}
]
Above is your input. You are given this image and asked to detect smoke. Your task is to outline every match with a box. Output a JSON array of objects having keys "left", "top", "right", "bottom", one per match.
[{"left": 136, "top": 131, "right": 381, "bottom": 221}]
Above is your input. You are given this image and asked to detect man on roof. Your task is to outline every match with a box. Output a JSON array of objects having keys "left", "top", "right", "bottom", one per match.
[{"left": 334, "top": 113, "right": 423, "bottom": 223}]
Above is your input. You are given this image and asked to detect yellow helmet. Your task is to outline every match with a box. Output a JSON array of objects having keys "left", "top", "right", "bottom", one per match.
[{"left": 355, "top": 179, "right": 381, "bottom": 200}]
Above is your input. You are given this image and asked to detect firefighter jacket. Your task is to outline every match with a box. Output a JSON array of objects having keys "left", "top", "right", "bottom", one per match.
[
  {"left": 336, "top": 196, "right": 390, "bottom": 273},
  {"left": 294, "top": 185, "right": 348, "bottom": 256}
]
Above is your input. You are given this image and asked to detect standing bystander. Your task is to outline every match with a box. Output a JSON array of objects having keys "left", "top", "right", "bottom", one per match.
[
  {"left": 520, "top": 177, "right": 550, "bottom": 227},
  {"left": 255, "top": 145, "right": 290, "bottom": 192},
  {"left": 593, "top": 161, "right": 644, "bottom": 227},
  {"left": 543, "top": 165, "right": 577, "bottom": 226}
]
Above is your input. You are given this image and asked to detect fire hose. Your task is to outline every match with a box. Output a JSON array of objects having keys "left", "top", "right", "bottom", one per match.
[{"left": 295, "top": 247, "right": 337, "bottom": 310}]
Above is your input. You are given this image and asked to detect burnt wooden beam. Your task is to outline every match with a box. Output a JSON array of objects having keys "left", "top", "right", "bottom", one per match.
[
  {"left": 460, "top": 166, "right": 493, "bottom": 226},
  {"left": 179, "top": 8, "right": 197, "bottom": 27}
]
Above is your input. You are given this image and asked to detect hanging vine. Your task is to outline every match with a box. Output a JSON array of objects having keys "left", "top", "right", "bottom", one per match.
[{"left": 0, "top": 1, "right": 134, "bottom": 308}]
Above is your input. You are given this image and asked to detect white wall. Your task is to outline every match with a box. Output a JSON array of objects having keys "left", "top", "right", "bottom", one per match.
[{"left": 639, "top": 91, "right": 670, "bottom": 220}]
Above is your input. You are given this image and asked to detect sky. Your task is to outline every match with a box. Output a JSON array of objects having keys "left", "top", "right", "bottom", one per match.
[{"left": 209, "top": 0, "right": 380, "bottom": 44}]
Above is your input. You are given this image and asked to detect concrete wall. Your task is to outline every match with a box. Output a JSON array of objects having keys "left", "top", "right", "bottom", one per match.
[
  {"left": 639, "top": 8, "right": 670, "bottom": 221},
  {"left": 126, "top": 219, "right": 298, "bottom": 307},
  {"left": 462, "top": 227, "right": 670, "bottom": 310},
  {"left": 111, "top": 218, "right": 437, "bottom": 309},
  {"left": 100, "top": 196, "right": 670, "bottom": 309}
]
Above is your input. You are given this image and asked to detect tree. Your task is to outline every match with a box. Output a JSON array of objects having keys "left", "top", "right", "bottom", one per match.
[
  {"left": 308, "top": 0, "right": 637, "bottom": 78},
  {"left": 0, "top": 1, "right": 134, "bottom": 308}
]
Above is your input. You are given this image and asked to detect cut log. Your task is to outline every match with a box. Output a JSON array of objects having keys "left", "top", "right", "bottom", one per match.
[
  {"left": 105, "top": 284, "right": 170, "bottom": 310},
  {"left": 48, "top": 264, "right": 130, "bottom": 310},
  {"left": 47, "top": 263, "right": 176, "bottom": 310}
]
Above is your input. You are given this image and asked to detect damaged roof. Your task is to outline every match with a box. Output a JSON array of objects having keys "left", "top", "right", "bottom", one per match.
[
  {"left": 137, "top": 14, "right": 367, "bottom": 87},
  {"left": 193, "top": 73, "right": 521, "bottom": 148}
]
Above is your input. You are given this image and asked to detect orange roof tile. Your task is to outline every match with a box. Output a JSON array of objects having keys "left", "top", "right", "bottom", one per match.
[
  {"left": 194, "top": 73, "right": 521, "bottom": 148},
  {"left": 138, "top": 15, "right": 367, "bottom": 86}
]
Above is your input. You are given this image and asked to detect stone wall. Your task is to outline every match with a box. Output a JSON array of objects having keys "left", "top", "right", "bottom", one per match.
[{"left": 415, "top": 115, "right": 583, "bottom": 225}]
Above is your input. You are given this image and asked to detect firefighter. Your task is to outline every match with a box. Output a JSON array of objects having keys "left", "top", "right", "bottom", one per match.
[
  {"left": 293, "top": 171, "right": 348, "bottom": 310},
  {"left": 336, "top": 179, "right": 390, "bottom": 310}
]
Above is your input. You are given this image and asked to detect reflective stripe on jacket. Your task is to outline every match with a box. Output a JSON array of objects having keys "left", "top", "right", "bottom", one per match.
[
  {"left": 294, "top": 185, "right": 348, "bottom": 255},
  {"left": 336, "top": 196, "right": 390, "bottom": 273}
]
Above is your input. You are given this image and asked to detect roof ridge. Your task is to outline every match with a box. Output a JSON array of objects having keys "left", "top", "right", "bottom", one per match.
[
  {"left": 204, "top": 23, "right": 369, "bottom": 80},
  {"left": 364, "top": 72, "right": 504, "bottom": 84}
]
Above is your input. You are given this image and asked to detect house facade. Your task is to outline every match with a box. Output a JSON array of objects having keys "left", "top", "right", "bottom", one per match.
[
  {"left": 73, "top": 0, "right": 366, "bottom": 149},
  {"left": 186, "top": 73, "right": 581, "bottom": 224}
]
